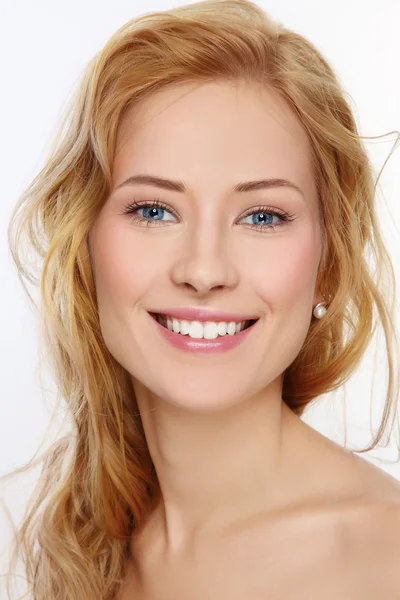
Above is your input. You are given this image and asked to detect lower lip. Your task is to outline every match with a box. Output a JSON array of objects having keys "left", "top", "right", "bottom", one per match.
[{"left": 148, "top": 313, "right": 259, "bottom": 354}]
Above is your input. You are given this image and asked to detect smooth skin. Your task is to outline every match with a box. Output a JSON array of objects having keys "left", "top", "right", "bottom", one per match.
[{"left": 88, "top": 80, "right": 400, "bottom": 599}]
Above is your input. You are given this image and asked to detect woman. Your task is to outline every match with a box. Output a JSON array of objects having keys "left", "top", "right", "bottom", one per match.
[{"left": 4, "top": 0, "right": 400, "bottom": 598}]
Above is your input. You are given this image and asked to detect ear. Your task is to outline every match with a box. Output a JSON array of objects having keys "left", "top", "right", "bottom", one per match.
[{"left": 313, "top": 291, "right": 325, "bottom": 306}]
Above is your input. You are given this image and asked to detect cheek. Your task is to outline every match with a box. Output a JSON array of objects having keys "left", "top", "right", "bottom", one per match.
[
  {"left": 249, "top": 227, "right": 321, "bottom": 307},
  {"left": 89, "top": 219, "right": 163, "bottom": 309}
]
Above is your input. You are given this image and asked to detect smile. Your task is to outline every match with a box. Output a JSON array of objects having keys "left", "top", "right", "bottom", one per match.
[
  {"left": 148, "top": 312, "right": 259, "bottom": 354},
  {"left": 150, "top": 312, "right": 257, "bottom": 339}
]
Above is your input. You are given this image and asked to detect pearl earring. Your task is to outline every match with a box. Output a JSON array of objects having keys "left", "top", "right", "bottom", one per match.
[{"left": 313, "top": 301, "right": 327, "bottom": 319}]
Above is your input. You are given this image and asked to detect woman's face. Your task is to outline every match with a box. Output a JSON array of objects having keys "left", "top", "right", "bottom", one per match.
[{"left": 88, "top": 80, "right": 323, "bottom": 411}]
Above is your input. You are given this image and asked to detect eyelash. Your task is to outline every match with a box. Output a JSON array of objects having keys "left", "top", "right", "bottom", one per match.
[{"left": 120, "top": 198, "right": 296, "bottom": 232}]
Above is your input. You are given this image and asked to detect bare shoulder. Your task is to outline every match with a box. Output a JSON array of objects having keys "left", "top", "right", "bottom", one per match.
[
  {"left": 288, "top": 430, "right": 400, "bottom": 597},
  {"left": 323, "top": 456, "right": 400, "bottom": 598},
  {"left": 336, "top": 497, "right": 400, "bottom": 599},
  {"left": 350, "top": 459, "right": 400, "bottom": 539},
  {"left": 324, "top": 438, "right": 400, "bottom": 541}
]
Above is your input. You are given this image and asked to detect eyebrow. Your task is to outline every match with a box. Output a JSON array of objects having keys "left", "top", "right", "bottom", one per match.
[{"left": 113, "top": 174, "right": 305, "bottom": 198}]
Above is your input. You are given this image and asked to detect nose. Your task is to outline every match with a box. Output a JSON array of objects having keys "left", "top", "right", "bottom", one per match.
[{"left": 169, "top": 226, "right": 239, "bottom": 296}]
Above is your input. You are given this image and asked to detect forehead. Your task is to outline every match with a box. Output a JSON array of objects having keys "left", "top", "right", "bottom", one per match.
[{"left": 113, "top": 80, "right": 316, "bottom": 201}]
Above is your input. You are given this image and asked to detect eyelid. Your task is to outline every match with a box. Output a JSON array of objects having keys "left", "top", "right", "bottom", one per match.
[
  {"left": 121, "top": 197, "right": 176, "bottom": 212},
  {"left": 240, "top": 204, "right": 289, "bottom": 219}
]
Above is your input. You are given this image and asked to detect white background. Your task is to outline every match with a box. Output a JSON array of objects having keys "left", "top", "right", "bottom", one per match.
[{"left": 1, "top": 0, "right": 399, "bottom": 589}]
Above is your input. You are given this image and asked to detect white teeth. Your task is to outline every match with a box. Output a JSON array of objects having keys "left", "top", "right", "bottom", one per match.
[{"left": 156, "top": 315, "right": 250, "bottom": 338}]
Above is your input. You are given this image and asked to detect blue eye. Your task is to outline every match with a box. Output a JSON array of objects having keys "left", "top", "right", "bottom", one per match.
[
  {"left": 240, "top": 210, "right": 282, "bottom": 229},
  {"left": 138, "top": 205, "right": 174, "bottom": 222},
  {"left": 122, "top": 199, "right": 176, "bottom": 226},
  {"left": 121, "top": 199, "right": 295, "bottom": 231}
]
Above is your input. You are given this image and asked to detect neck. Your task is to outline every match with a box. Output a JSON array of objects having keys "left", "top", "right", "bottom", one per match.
[{"left": 131, "top": 377, "right": 313, "bottom": 554}]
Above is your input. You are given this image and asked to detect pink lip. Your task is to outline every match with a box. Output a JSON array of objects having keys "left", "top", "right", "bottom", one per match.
[
  {"left": 148, "top": 313, "right": 259, "bottom": 354},
  {"left": 148, "top": 307, "right": 259, "bottom": 323}
]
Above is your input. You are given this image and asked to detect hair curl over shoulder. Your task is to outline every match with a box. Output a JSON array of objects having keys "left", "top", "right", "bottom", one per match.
[{"left": 3, "top": 1, "right": 400, "bottom": 598}]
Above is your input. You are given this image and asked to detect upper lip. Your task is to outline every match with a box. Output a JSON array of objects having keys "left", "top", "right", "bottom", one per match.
[{"left": 149, "top": 307, "right": 260, "bottom": 323}]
